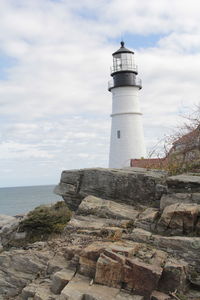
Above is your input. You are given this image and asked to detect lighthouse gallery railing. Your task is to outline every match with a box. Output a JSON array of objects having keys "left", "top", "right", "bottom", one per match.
[{"left": 108, "top": 78, "right": 142, "bottom": 90}]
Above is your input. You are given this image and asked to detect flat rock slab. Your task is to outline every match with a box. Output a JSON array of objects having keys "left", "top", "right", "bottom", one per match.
[
  {"left": 151, "top": 290, "right": 172, "bottom": 299},
  {"left": 131, "top": 228, "right": 200, "bottom": 253},
  {"left": 116, "top": 293, "right": 144, "bottom": 300},
  {"left": 167, "top": 174, "right": 200, "bottom": 193},
  {"left": 67, "top": 215, "right": 124, "bottom": 232},
  {"left": 77, "top": 195, "right": 139, "bottom": 220},
  {"left": 61, "top": 274, "right": 143, "bottom": 300}
]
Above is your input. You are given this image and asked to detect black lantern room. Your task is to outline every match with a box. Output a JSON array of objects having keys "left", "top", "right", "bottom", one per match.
[{"left": 108, "top": 41, "right": 142, "bottom": 91}]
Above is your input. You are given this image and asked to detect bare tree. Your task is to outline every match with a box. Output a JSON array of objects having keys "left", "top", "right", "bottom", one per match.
[
  {"left": 138, "top": 104, "right": 200, "bottom": 174},
  {"left": 164, "top": 104, "right": 200, "bottom": 174}
]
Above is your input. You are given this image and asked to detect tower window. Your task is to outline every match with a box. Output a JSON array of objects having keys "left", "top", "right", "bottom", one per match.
[{"left": 117, "top": 130, "right": 120, "bottom": 139}]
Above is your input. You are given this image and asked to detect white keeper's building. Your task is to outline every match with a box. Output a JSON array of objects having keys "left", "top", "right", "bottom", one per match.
[{"left": 108, "top": 42, "right": 146, "bottom": 168}]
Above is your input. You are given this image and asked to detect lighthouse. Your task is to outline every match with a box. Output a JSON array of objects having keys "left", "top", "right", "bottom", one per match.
[{"left": 108, "top": 42, "right": 146, "bottom": 168}]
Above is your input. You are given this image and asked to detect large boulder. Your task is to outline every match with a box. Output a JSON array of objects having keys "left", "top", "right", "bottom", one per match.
[{"left": 55, "top": 168, "right": 167, "bottom": 211}]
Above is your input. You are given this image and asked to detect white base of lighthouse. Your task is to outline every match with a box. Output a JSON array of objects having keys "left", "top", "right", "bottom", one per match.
[{"left": 109, "top": 86, "right": 146, "bottom": 168}]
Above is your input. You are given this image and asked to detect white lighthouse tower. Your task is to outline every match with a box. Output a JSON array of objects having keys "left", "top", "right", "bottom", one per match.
[{"left": 108, "top": 42, "right": 146, "bottom": 168}]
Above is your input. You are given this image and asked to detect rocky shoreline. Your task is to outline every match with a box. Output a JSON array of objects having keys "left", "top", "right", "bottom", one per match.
[{"left": 1, "top": 167, "right": 200, "bottom": 300}]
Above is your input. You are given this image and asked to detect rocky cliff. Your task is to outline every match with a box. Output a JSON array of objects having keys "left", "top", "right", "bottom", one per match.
[
  {"left": 1, "top": 168, "right": 200, "bottom": 300},
  {"left": 54, "top": 168, "right": 168, "bottom": 210}
]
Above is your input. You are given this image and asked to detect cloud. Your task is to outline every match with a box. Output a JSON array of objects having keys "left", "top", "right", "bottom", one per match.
[{"left": 0, "top": 0, "right": 200, "bottom": 186}]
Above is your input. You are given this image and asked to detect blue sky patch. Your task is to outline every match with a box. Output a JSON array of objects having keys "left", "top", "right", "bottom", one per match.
[
  {"left": 0, "top": 53, "right": 17, "bottom": 80},
  {"left": 73, "top": 6, "right": 99, "bottom": 21},
  {"left": 110, "top": 33, "right": 164, "bottom": 50}
]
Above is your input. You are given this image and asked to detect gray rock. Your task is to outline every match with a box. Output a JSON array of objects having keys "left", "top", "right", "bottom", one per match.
[
  {"left": 150, "top": 290, "right": 171, "bottom": 300},
  {"left": 0, "top": 248, "right": 54, "bottom": 297},
  {"left": 60, "top": 274, "right": 122, "bottom": 300},
  {"left": 0, "top": 214, "right": 26, "bottom": 249},
  {"left": 67, "top": 215, "right": 124, "bottom": 232},
  {"left": 51, "top": 269, "right": 75, "bottom": 294},
  {"left": 192, "top": 193, "right": 200, "bottom": 203},
  {"left": 77, "top": 195, "right": 139, "bottom": 220},
  {"left": 129, "top": 228, "right": 200, "bottom": 276},
  {"left": 134, "top": 208, "right": 159, "bottom": 231},
  {"left": 116, "top": 293, "right": 144, "bottom": 300},
  {"left": 47, "top": 253, "right": 70, "bottom": 275},
  {"left": 55, "top": 168, "right": 166, "bottom": 211},
  {"left": 158, "top": 203, "right": 200, "bottom": 235},
  {"left": 0, "top": 215, "right": 17, "bottom": 229},
  {"left": 129, "top": 228, "right": 153, "bottom": 243},
  {"left": 28, "top": 280, "right": 56, "bottom": 300},
  {"left": 21, "top": 283, "right": 38, "bottom": 299},
  {"left": 160, "top": 193, "right": 192, "bottom": 210},
  {"left": 167, "top": 174, "right": 200, "bottom": 193}
]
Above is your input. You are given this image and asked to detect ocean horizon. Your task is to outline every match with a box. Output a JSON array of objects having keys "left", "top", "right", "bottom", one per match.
[{"left": 0, "top": 185, "right": 62, "bottom": 216}]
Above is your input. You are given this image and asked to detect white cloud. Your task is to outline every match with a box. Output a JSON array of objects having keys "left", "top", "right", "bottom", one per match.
[{"left": 0, "top": 0, "right": 200, "bottom": 186}]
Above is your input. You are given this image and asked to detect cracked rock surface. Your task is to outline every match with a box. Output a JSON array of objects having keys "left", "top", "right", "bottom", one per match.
[{"left": 1, "top": 168, "right": 200, "bottom": 300}]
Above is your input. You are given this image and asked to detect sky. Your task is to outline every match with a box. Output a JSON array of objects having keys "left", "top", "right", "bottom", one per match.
[{"left": 0, "top": 0, "right": 200, "bottom": 187}]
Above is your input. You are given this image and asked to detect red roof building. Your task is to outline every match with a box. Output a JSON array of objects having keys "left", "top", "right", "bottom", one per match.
[
  {"left": 130, "top": 157, "right": 168, "bottom": 169},
  {"left": 130, "top": 125, "right": 200, "bottom": 170}
]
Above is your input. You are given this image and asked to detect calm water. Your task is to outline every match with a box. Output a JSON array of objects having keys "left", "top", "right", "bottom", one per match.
[{"left": 0, "top": 185, "right": 62, "bottom": 216}]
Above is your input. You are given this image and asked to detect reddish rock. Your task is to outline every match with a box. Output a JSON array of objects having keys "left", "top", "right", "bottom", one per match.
[
  {"left": 79, "top": 241, "right": 142, "bottom": 277},
  {"left": 95, "top": 246, "right": 164, "bottom": 298},
  {"left": 124, "top": 258, "right": 163, "bottom": 298},
  {"left": 95, "top": 251, "right": 125, "bottom": 288},
  {"left": 158, "top": 259, "right": 188, "bottom": 293}
]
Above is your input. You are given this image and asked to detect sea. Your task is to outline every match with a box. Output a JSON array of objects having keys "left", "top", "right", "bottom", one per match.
[{"left": 0, "top": 185, "right": 62, "bottom": 216}]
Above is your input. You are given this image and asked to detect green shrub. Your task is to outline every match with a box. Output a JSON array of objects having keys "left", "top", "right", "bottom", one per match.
[{"left": 19, "top": 201, "right": 71, "bottom": 242}]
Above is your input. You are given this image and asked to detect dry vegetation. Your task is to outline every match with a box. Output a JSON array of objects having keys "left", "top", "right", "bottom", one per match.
[
  {"left": 18, "top": 201, "right": 71, "bottom": 243},
  {"left": 147, "top": 104, "right": 200, "bottom": 175}
]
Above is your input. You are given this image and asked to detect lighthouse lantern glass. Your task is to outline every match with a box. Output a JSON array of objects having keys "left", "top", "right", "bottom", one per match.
[{"left": 113, "top": 52, "right": 134, "bottom": 72}]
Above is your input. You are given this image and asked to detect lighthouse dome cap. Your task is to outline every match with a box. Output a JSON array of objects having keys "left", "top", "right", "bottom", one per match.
[{"left": 112, "top": 41, "right": 134, "bottom": 56}]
